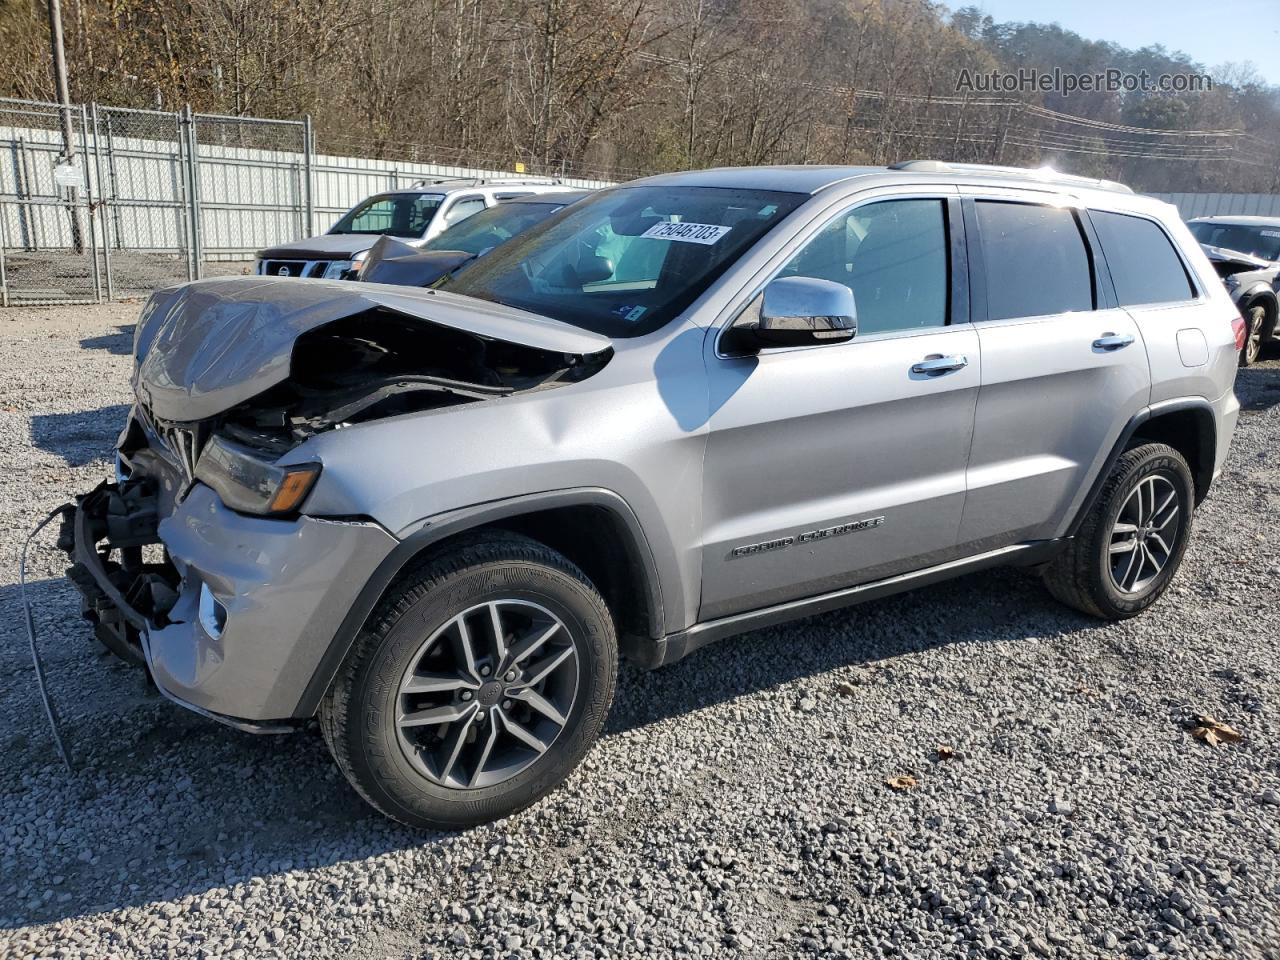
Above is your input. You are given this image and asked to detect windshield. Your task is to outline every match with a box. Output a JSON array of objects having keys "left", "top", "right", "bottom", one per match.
[
  {"left": 423, "top": 201, "right": 565, "bottom": 256},
  {"left": 1188, "top": 221, "right": 1280, "bottom": 263},
  {"left": 330, "top": 193, "right": 444, "bottom": 237},
  {"left": 444, "top": 186, "right": 806, "bottom": 337}
]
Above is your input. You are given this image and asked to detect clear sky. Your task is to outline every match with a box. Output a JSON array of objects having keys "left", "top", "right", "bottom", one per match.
[{"left": 964, "top": 0, "right": 1280, "bottom": 85}]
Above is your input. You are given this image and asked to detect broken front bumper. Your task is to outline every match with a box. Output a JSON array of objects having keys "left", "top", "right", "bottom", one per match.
[{"left": 63, "top": 479, "right": 398, "bottom": 730}]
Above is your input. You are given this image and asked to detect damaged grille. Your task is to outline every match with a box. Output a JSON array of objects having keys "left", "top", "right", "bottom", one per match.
[{"left": 136, "top": 402, "right": 208, "bottom": 484}]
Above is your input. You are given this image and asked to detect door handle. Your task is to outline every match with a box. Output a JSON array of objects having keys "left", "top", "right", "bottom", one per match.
[
  {"left": 911, "top": 354, "right": 969, "bottom": 375},
  {"left": 1092, "top": 333, "right": 1135, "bottom": 351}
]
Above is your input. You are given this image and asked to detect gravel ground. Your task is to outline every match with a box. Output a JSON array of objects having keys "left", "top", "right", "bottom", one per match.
[{"left": 2, "top": 303, "right": 1279, "bottom": 960}]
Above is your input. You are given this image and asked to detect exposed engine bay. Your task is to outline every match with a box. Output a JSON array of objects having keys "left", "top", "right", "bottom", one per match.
[{"left": 204, "top": 307, "right": 610, "bottom": 456}]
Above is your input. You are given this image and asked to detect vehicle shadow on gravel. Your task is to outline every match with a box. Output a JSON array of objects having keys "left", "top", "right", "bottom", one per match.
[
  {"left": 1235, "top": 363, "right": 1280, "bottom": 411},
  {"left": 78, "top": 324, "right": 136, "bottom": 356},
  {"left": 607, "top": 564, "right": 1108, "bottom": 735},
  {"left": 29, "top": 405, "right": 130, "bottom": 466}
]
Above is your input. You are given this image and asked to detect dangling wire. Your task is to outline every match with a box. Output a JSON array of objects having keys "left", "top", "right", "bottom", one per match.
[{"left": 20, "top": 503, "right": 77, "bottom": 774}]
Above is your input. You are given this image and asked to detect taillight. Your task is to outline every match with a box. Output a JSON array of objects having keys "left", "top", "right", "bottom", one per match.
[{"left": 1231, "top": 314, "right": 1247, "bottom": 351}]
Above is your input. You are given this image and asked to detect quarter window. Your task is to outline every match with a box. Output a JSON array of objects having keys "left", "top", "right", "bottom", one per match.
[
  {"left": 975, "top": 201, "right": 1094, "bottom": 321},
  {"left": 1092, "top": 211, "right": 1195, "bottom": 306},
  {"left": 777, "top": 198, "right": 950, "bottom": 335}
]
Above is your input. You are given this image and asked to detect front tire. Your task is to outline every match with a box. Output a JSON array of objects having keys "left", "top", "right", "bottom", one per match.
[
  {"left": 319, "top": 533, "right": 617, "bottom": 829},
  {"left": 1042, "top": 443, "right": 1194, "bottom": 620},
  {"left": 1240, "top": 303, "right": 1265, "bottom": 367}
]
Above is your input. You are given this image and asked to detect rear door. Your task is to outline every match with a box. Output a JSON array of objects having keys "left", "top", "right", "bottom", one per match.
[
  {"left": 1088, "top": 208, "right": 1235, "bottom": 406},
  {"left": 957, "top": 190, "right": 1151, "bottom": 551},
  {"left": 699, "top": 192, "right": 982, "bottom": 621}
]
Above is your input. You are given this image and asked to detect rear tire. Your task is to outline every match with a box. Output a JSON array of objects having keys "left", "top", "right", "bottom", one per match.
[
  {"left": 319, "top": 533, "right": 617, "bottom": 829},
  {"left": 1042, "top": 443, "right": 1194, "bottom": 620}
]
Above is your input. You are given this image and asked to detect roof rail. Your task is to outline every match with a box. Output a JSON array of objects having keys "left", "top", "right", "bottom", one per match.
[
  {"left": 407, "top": 176, "right": 563, "bottom": 188},
  {"left": 887, "top": 159, "right": 1134, "bottom": 195}
]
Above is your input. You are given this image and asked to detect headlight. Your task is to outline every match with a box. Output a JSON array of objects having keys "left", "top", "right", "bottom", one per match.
[
  {"left": 193, "top": 434, "right": 321, "bottom": 516},
  {"left": 321, "top": 250, "right": 368, "bottom": 280}
]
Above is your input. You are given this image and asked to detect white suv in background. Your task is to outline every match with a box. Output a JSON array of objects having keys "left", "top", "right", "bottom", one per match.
[{"left": 254, "top": 178, "right": 578, "bottom": 280}]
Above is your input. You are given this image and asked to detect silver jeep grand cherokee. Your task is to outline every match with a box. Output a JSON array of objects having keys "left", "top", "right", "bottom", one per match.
[{"left": 63, "top": 161, "right": 1242, "bottom": 829}]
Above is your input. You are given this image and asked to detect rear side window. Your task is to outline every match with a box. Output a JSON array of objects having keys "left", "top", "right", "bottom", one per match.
[
  {"left": 1092, "top": 211, "right": 1195, "bottom": 306},
  {"left": 976, "top": 201, "right": 1094, "bottom": 321}
]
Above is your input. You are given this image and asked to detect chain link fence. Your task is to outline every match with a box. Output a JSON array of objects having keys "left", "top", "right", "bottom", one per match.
[
  {"left": 1, "top": 97, "right": 309, "bottom": 305},
  {"left": 1, "top": 95, "right": 612, "bottom": 307},
  {"left": 91, "top": 104, "right": 194, "bottom": 299},
  {"left": 0, "top": 98, "right": 102, "bottom": 304}
]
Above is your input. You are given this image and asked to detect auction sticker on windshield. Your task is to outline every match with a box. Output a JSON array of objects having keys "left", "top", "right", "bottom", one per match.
[{"left": 641, "top": 221, "right": 732, "bottom": 244}]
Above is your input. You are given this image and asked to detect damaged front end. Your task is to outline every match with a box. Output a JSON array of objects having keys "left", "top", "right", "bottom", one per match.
[
  {"left": 212, "top": 306, "right": 606, "bottom": 455},
  {"left": 60, "top": 479, "right": 171, "bottom": 669},
  {"left": 59, "top": 276, "right": 612, "bottom": 729}
]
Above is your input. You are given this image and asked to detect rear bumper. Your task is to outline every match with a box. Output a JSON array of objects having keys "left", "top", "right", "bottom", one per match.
[
  {"left": 66, "top": 479, "right": 398, "bottom": 727},
  {"left": 1211, "top": 388, "right": 1240, "bottom": 486}
]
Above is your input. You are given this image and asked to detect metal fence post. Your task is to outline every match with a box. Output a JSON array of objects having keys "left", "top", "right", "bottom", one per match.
[
  {"left": 103, "top": 109, "right": 122, "bottom": 250},
  {"left": 79, "top": 104, "right": 103, "bottom": 302},
  {"left": 303, "top": 115, "right": 314, "bottom": 238},
  {"left": 72, "top": 104, "right": 102, "bottom": 300},
  {"left": 17, "top": 137, "right": 39, "bottom": 250},
  {"left": 0, "top": 212, "right": 9, "bottom": 307},
  {"left": 183, "top": 104, "right": 203, "bottom": 280},
  {"left": 89, "top": 102, "right": 113, "bottom": 300},
  {"left": 174, "top": 109, "right": 194, "bottom": 281}
]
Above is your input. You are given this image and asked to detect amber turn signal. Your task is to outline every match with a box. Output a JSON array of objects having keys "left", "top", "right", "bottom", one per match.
[{"left": 268, "top": 464, "right": 321, "bottom": 514}]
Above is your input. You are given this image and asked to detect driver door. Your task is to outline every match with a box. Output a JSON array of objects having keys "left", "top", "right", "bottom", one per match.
[{"left": 699, "top": 195, "right": 981, "bottom": 620}]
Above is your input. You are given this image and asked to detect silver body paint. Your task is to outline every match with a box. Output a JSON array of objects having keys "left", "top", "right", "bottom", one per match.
[{"left": 118, "top": 165, "right": 1240, "bottom": 722}]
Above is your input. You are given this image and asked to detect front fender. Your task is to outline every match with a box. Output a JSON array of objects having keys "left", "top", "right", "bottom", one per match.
[{"left": 291, "top": 486, "right": 667, "bottom": 717}]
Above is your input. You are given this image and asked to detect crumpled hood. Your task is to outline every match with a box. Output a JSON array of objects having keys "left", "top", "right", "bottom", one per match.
[
  {"left": 133, "top": 276, "right": 612, "bottom": 422},
  {"left": 256, "top": 234, "right": 382, "bottom": 261},
  {"left": 1200, "top": 243, "right": 1272, "bottom": 270}
]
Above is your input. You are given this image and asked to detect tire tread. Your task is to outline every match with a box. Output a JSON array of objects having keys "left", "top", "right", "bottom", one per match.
[
  {"left": 319, "top": 531, "right": 616, "bottom": 829},
  {"left": 1042, "top": 442, "right": 1192, "bottom": 620}
]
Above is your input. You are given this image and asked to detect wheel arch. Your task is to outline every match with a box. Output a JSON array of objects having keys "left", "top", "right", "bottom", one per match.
[
  {"left": 1068, "top": 398, "right": 1217, "bottom": 539},
  {"left": 293, "top": 488, "right": 665, "bottom": 717},
  {"left": 1237, "top": 285, "right": 1279, "bottom": 341}
]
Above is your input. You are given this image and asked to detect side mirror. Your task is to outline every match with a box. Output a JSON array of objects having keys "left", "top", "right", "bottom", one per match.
[
  {"left": 564, "top": 254, "right": 614, "bottom": 286},
  {"left": 727, "top": 276, "right": 857, "bottom": 352}
]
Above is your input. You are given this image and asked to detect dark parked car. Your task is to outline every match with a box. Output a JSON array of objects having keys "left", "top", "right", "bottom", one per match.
[
  {"left": 1188, "top": 217, "right": 1280, "bottom": 365},
  {"left": 360, "top": 191, "right": 589, "bottom": 287}
]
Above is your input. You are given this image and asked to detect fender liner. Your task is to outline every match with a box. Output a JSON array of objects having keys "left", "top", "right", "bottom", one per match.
[
  {"left": 293, "top": 487, "right": 665, "bottom": 717},
  {"left": 1066, "top": 397, "right": 1217, "bottom": 539}
]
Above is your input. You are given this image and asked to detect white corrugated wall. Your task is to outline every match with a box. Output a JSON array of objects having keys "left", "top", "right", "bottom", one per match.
[
  {"left": 1150, "top": 193, "right": 1280, "bottom": 219},
  {"left": 1, "top": 121, "right": 608, "bottom": 259}
]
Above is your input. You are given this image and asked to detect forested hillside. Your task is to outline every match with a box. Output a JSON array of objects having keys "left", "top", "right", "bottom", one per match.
[{"left": 1, "top": 0, "right": 1277, "bottom": 190}]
